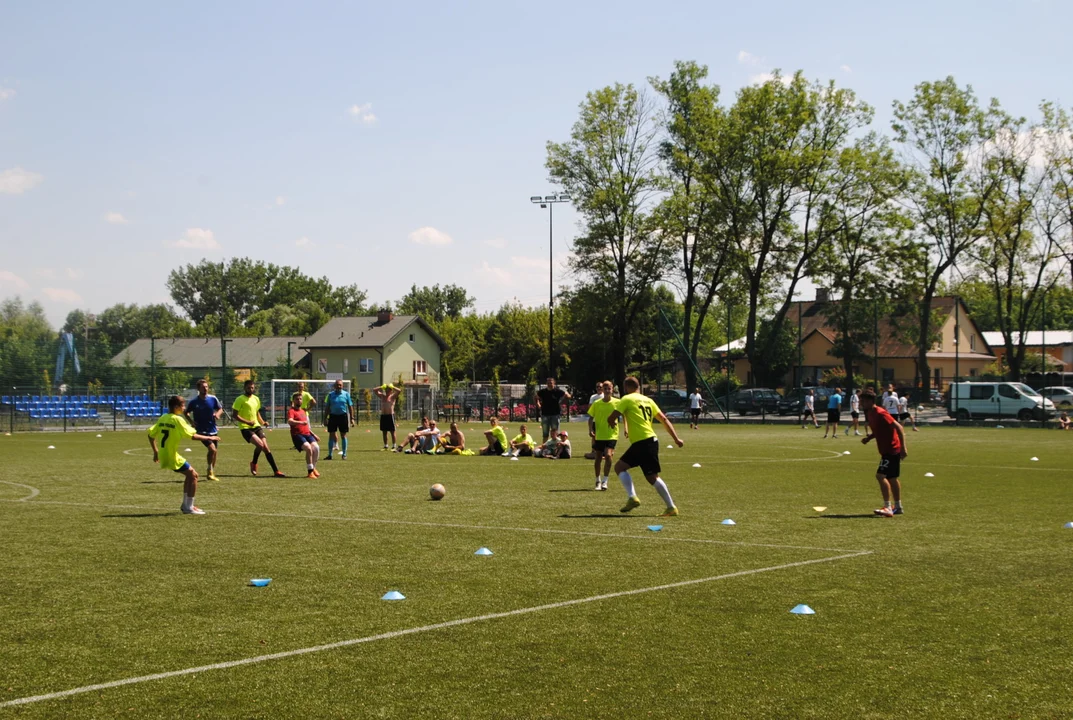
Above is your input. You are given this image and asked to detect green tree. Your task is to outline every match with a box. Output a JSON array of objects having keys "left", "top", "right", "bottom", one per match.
[
  {"left": 484, "top": 303, "right": 548, "bottom": 383},
  {"left": 0, "top": 297, "right": 54, "bottom": 389},
  {"left": 396, "top": 284, "right": 474, "bottom": 325},
  {"left": 547, "top": 83, "right": 669, "bottom": 388},
  {"left": 891, "top": 76, "right": 1006, "bottom": 394}
]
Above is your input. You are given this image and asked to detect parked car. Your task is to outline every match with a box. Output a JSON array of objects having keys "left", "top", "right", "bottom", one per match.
[
  {"left": 947, "top": 381, "right": 1056, "bottom": 421},
  {"left": 777, "top": 387, "right": 831, "bottom": 416},
  {"left": 732, "top": 388, "right": 781, "bottom": 416},
  {"left": 644, "top": 388, "right": 689, "bottom": 411},
  {"left": 1039, "top": 386, "right": 1073, "bottom": 410}
]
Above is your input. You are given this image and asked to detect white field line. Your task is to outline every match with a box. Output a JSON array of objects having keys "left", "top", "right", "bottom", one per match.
[
  {"left": 2, "top": 498, "right": 866, "bottom": 553},
  {"left": 0, "top": 550, "right": 871, "bottom": 709},
  {"left": 0, "top": 480, "right": 39, "bottom": 501}
]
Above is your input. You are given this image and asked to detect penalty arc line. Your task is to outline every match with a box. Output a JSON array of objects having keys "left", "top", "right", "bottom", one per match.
[
  {"left": 2, "top": 499, "right": 868, "bottom": 553},
  {"left": 0, "top": 480, "right": 40, "bottom": 501},
  {"left": 0, "top": 550, "right": 871, "bottom": 709}
]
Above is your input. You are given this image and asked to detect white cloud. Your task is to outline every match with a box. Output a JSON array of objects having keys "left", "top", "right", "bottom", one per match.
[
  {"left": 348, "top": 103, "right": 377, "bottom": 125},
  {"left": 0, "top": 270, "right": 29, "bottom": 290},
  {"left": 737, "top": 50, "right": 761, "bottom": 66},
  {"left": 41, "top": 287, "right": 83, "bottom": 304},
  {"left": 275, "top": 195, "right": 286, "bottom": 206},
  {"left": 104, "top": 211, "right": 128, "bottom": 225},
  {"left": 408, "top": 226, "right": 453, "bottom": 246},
  {"left": 0, "top": 167, "right": 44, "bottom": 195},
  {"left": 65, "top": 268, "right": 84, "bottom": 280},
  {"left": 840, "top": 64, "right": 852, "bottom": 74},
  {"left": 749, "top": 72, "right": 793, "bottom": 86},
  {"left": 484, "top": 237, "right": 507, "bottom": 249},
  {"left": 171, "top": 228, "right": 220, "bottom": 250},
  {"left": 478, "top": 261, "right": 512, "bottom": 285},
  {"left": 296, "top": 236, "right": 313, "bottom": 248},
  {"left": 511, "top": 256, "right": 547, "bottom": 270},
  {"left": 35, "top": 268, "right": 56, "bottom": 280},
  {"left": 0, "top": 88, "right": 14, "bottom": 102}
]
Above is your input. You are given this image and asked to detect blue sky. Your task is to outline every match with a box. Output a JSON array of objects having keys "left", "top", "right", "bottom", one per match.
[{"left": 1, "top": 0, "right": 1069, "bottom": 327}]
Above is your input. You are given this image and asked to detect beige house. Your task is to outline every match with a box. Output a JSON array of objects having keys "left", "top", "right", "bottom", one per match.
[
  {"left": 301, "top": 311, "right": 447, "bottom": 390},
  {"left": 715, "top": 296, "right": 994, "bottom": 390}
]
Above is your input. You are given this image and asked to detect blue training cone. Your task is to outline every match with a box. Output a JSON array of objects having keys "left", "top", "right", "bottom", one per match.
[
  {"left": 721, "top": 518, "right": 736, "bottom": 526},
  {"left": 647, "top": 525, "right": 663, "bottom": 532},
  {"left": 1064, "top": 522, "right": 1073, "bottom": 529},
  {"left": 250, "top": 578, "right": 271, "bottom": 587},
  {"left": 381, "top": 590, "right": 406, "bottom": 600},
  {"left": 474, "top": 547, "right": 494, "bottom": 556},
  {"left": 790, "top": 604, "right": 815, "bottom": 615}
]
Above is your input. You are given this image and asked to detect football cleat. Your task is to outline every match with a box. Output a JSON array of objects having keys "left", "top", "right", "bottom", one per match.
[
  {"left": 658, "top": 506, "right": 679, "bottom": 517},
  {"left": 249, "top": 462, "right": 258, "bottom": 476},
  {"left": 874, "top": 507, "right": 894, "bottom": 517},
  {"left": 620, "top": 496, "right": 641, "bottom": 513},
  {"left": 181, "top": 505, "right": 205, "bottom": 515}
]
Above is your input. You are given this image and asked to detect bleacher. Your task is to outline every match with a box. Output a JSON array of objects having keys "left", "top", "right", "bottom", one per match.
[{"left": 0, "top": 394, "right": 166, "bottom": 422}]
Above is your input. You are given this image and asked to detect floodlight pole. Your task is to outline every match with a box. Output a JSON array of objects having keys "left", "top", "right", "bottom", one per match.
[
  {"left": 287, "top": 341, "right": 297, "bottom": 377},
  {"left": 531, "top": 194, "right": 571, "bottom": 378}
]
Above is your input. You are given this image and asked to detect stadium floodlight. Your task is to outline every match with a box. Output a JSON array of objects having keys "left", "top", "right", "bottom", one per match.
[{"left": 528, "top": 192, "right": 573, "bottom": 378}]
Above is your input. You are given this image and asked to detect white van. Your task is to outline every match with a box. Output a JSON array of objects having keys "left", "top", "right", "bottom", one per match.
[{"left": 947, "top": 382, "right": 1056, "bottom": 421}]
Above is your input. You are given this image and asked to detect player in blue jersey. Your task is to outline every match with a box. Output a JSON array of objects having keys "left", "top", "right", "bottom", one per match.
[
  {"left": 324, "top": 379, "right": 355, "bottom": 460},
  {"left": 184, "top": 378, "right": 223, "bottom": 481}
]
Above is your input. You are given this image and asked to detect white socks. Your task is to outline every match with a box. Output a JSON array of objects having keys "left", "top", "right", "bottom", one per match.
[
  {"left": 618, "top": 471, "right": 636, "bottom": 497},
  {"left": 653, "top": 478, "right": 674, "bottom": 508},
  {"left": 182, "top": 494, "right": 194, "bottom": 511}
]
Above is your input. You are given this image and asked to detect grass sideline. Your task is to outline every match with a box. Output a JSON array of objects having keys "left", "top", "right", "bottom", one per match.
[{"left": 1, "top": 422, "right": 1071, "bottom": 718}]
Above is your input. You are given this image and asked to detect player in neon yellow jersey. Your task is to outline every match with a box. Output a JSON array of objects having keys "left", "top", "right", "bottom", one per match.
[
  {"left": 607, "top": 376, "right": 684, "bottom": 516},
  {"left": 232, "top": 379, "right": 285, "bottom": 477},
  {"left": 148, "top": 395, "right": 220, "bottom": 515},
  {"left": 296, "top": 381, "right": 317, "bottom": 411},
  {"left": 587, "top": 380, "right": 625, "bottom": 491},
  {"left": 480, "top": 417, "right": 509, "bottom": 455}
]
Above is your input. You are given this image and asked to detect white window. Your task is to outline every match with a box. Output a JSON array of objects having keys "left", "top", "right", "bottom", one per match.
[
  {"left": 359, "top": 358, "right": 374, "bottom": 374},
  {"left": 409, "top": 333, "right": 416, "bottom": 342},
  {"left": 970, "top": 334, "right": 976, "bottom": 351},
  {"left": 413, "top": 360, "right": 427, "bottom": 377},
  {"left": 342, "top": 358, "right": 349, "bottom": 374}
]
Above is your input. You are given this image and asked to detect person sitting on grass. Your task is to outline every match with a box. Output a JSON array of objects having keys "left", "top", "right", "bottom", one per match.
[
  {"left": 1059, "top": 412, "right": 1071, "bottom": 430},
  {"left": 534, "top": 430, "right": 560, "bottom": 458},
  {"left": 480, "top": 417, "right": 509, "bottom": 455},
  {"left": 439, "top": 422, "right": 466, "bottom": 453},
  {"left": 403, "top": 419, "right": 441, "bottom": 454},
  {"left": 546, "top": 430, "right": 572, "bottom": 459},
  {"left": 510, "top": 424, "right": 536, "bottom": 456},
  {"left": 397, "top": 416, "right": 431, "bottom": 453}
]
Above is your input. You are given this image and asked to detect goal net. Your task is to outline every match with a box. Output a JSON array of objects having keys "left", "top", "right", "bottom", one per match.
[{"left": 268, "top": 379, "right": 351, "bottom": 428}]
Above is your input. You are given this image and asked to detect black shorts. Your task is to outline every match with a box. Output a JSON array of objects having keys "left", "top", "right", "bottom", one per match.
[
  {"left": 241, "top": 427, "right": 265, "bottom": 444},
  {"left": 803, "top": 408, "right": 815, "bottom": 418},
  {"left": 292, "top": 433, "right": 316, "bottom": 451},
  {"left": 877, "top": 453, "right": 901, "bottom": 480},
  {"left": 850, "top": 410, "right": 859, "bottom": 419},
  {"left": 690, "top": 408, "right": 701, "bottom": 419},
  {"left": 515, "top": 446, "right": 533, "bottom": 456},
  {"left": 489, "top": 440, "right": 505, "bottom": 455},
  {"left": 327, "top": 414, "right": 350, "bottom": 434},
  {"left": 200, "top": 435, "right": 219, "bottom": 448},
  {"left": 380, "top": 414, "right": 396, "bottom": 433},
  {"left": 899, "top": 412, "right": 911, "bottom": 423},
  {"left": 620, "top": 437, "right": 661, "bottom": 476},
  {"left": 593, "top": 439, "right": 617, "bottom": 452},
  {"left": 827, "top": 409, "right": 841, "bottom": 423}
]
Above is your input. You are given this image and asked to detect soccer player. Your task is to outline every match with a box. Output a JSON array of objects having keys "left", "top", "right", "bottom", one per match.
[
  {"left": 375, "top": 384, "right": 402, "bottom": 450},
  {"left": 897, "top": 393, "right": 920, "bottom": 432},
  {"left": 184, "top": 378, "right": 223, "bottom": 481},
  {"left": 287, "top": 392, "right": 321, "bottom": 478},
  {"left": 324, "top": 379, "right": 355, "bottom": 460},
  {"left": 608, "top": 376, "right": 684, "bottom": 517},
  {"left": 510, "top": 424, "right": 536, "bottom": 456},
  {"left": 296, "top": 381, "right": 317, "bottom": 411},
  {"left": 148, "top": 395, "right": 219, "bottom": 514},
  {"left": 536, "top": 378, "right": 571, "bottom": 444},
  {"left": 882, "top": 385, "right": 900, "bottom": 417},
  {"left": 802, "top": 388, "right": 819, "bottom": 429},
  {"left": 823, "top": 387, "right": 843, "bottom": 438},
  {"left": 859, "top": 389, "right": 907, "bottom": 517},
  {"left": 231, "top": 380, "right": 285, "bottom": 478},
  {"left": 480, "top": 417, "right": 509, "bottom": 455},
  {"left": 440, "top": 422, "right": 466, "bottom": 453},
  {"left": 688, "top": 387, "right": 704, "bottom": 429},
  {"left": 1059, "top": 412, "right": 1071, "bottom": 430},
  {"left": 588, "top": 380, "right": 621, "bottom": 490},
  {"left": 845, "top": 389, "right": 863, "bottom": 436}
]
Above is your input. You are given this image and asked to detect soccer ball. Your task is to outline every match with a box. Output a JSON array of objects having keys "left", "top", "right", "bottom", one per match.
[
  {"left": 917, "top": 405, "right": 924, "bottom": 412},
  {"left": 429, "top": 483, "right": 446, "bottom": 501}
]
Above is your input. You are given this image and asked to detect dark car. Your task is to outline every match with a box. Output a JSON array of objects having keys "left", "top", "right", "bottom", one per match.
[
  {"left": 644, "top": 388, "right": 689, "bottom": 411},
  {"left": 732, "top": 388, "right": 781, "bottom": 415},
  {"left": 777, "top": 387, "right": 832, "bottom": 416}
]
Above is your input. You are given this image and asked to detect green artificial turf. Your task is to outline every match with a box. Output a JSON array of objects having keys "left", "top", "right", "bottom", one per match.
[{"left": 1, "top": 422, "right": 1071, "bottom": 718}]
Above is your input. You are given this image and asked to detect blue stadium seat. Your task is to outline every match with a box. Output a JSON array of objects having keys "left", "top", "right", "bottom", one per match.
[
  {"left": 89, "top": 408, "right": 99, "bottom": 418},
  {"left": 31, "top": 395, "right": 40, "bottom": 404},
  {"left": 89, "top": 395, "right": 98, "bottom": 404},
  {"left": 1, "top": 396, "right": 9, "bottom": 405}
]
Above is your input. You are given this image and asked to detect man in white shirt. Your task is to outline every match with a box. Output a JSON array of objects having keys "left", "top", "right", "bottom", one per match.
[
  {"left": 802, "top": 389, "right": 819, "bottom": 429},
  {"left": 688, "top": 387, "right": 704, "bottom": 429},
  {"left": 897, "top": 394, "right": 920, "bottom": 432},
  {"left": 883, "top": 385, "right": 900, "bottom": 416},
  {"left": 845, "top": 389, "right": 863, "bottom": 436}
]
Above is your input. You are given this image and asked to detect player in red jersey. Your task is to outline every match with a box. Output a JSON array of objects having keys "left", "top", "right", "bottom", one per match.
[
  {"left": 288, "top": 392, "right": 321, "bottom": 478},
  {"left": 859, "top": 389, "right": 907, "bottom": 517}
]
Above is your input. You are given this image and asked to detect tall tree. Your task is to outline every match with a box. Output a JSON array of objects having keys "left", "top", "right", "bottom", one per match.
[
  {"left": 396, "top": 284, "right": 475, "bottom": 325},
  {"left": 650, "top": 61, "right": 734, "bottom": 391},
  {"left": 707, "top": 72, "right": 874, "bottom": 386},
  {"left": 0, "top": 297, "right": 55, "bottom": 389},
  {"left": 891, "top": 76, "right": 1006, "bottom": 395},
  {"left": 546, "top": 83, "right": 669, "bottom": 388}
]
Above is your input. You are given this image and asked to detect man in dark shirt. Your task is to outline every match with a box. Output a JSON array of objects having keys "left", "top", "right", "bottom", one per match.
[
  {"left": 536, "top": 377, "right": 571, "bottom": 444},
  {"left": 860, "top": 389, "right": 907, "bottom": 517}
]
